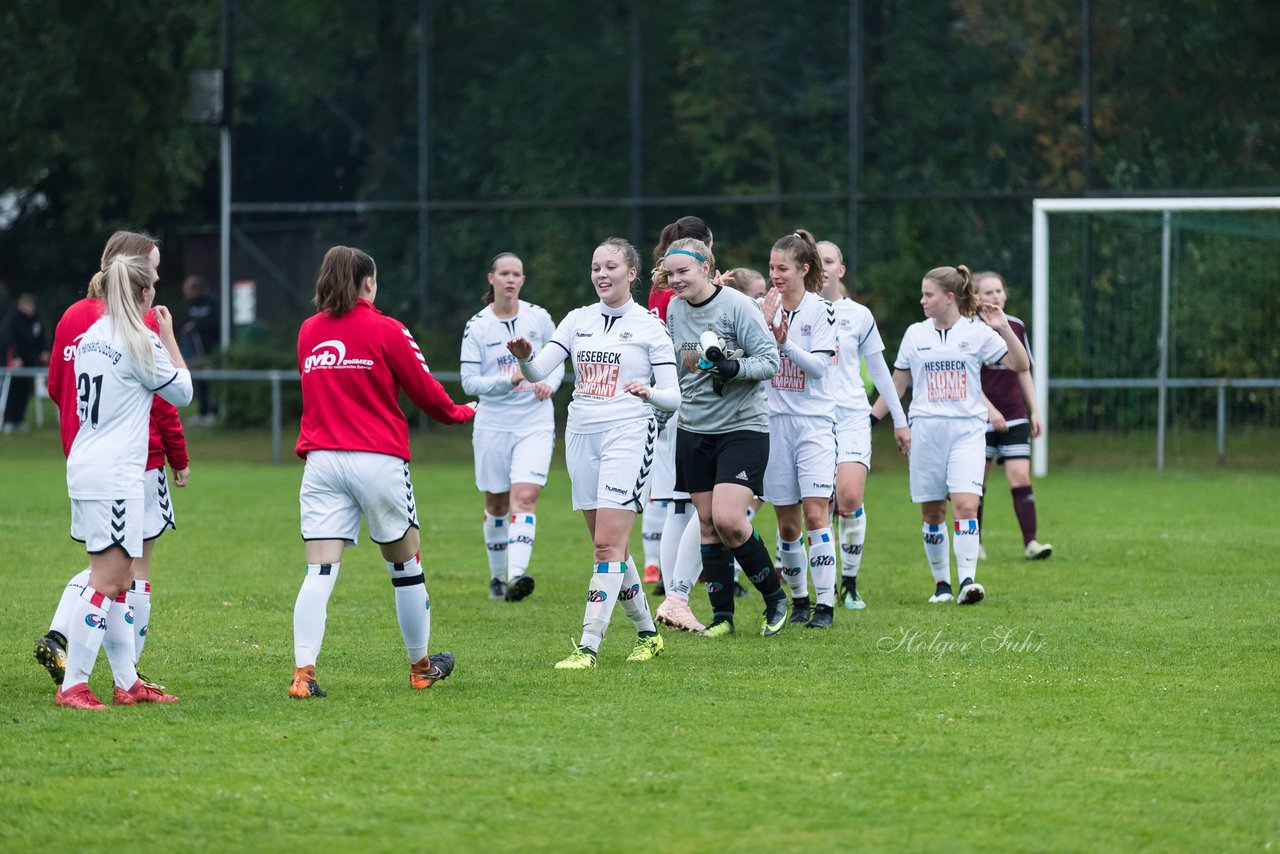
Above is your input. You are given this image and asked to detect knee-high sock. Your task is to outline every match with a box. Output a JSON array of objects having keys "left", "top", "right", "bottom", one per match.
[
  {"left": 127, "top": 580, "right": 151, "bottom": 663},
  {"left": 953, "top": 518, "right": 980, "bottom": 582},
  {"left": 581, "top": 562, "right": 627, "bottom": 651},
  {"left": 922, "top": 523, "right": 950, "bottom": 585},
  {"left": 294, "top": 562, "right": 340, "bottom": 667},
  {"left": 483, "top": 513, "right": 507, "bottom": 581},
  {"left": 838, "top": 506, "right": 866, "bottom": 578},
  {"left": 659, "top": 501, "right": 694, "bottom": 592},
  {"left": 507, "top": 513, "right": 536, "bottom": 580},
  {"left": 779, "top": 536, "right": 808, "bottom": 598},
  {"left": 50, "top": 567, "right": 91, "bottom": 638},
  {"left": 808, "top": 528, "right": 837, "bottom": 607},
  {"left": 731, "top": 530, "right": 785, "bottom": 600},
  {"left": 617, "top": 555, "right": 656, "bottom": 633},
  {"left": 103, "top": 591, "right": 139, "bottom": 690},
  {"left": 641, "top": 501, "right": 666, "bottom": 570},
  {"left": 1011, "top": 486, "right": 1038, "bottom": 545},
  {"left": 701, "top": 544, "right": 736, "bottom": 621},
  {"left": 63, "top": 587, "right": 111, "bottom": 690},
  {"left": 732, "top": 505, "right": 758, "bottom": 580},
  {"left": 669, "top": 506, "right": 703, "bottom": 601},
  {"left": 388, "top": 553, "right": 430, "bottom": 662}
]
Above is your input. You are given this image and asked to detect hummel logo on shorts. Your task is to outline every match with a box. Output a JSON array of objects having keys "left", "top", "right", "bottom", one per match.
[{"left": 735, "top": 470, "right": 748, "bottom": 481}]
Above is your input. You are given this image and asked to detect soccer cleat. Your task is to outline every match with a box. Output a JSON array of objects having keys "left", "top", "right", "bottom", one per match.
[
  {"left": 653, "top": 580, "right": 665, "bottom": 597},
  {"left": 554, "top": 646, "right": 598, "bottom": 670},
  {"left": 956, "top": 578, "right": 986, "bottom": 605},
  {"left": 734, "top": 581, "right": 752, "bottom": 598},
  {"left": 505, "top": 574, "right": 535, "bottom": 602},
  {"left": 410, "top": 652, "right": 455, "bottom": 689},
  {"left": 1024, "top": 540, "right": 1053, "bottom": 561},
  {"left": 114, "top": 679, "right": 180, "bottom": 705},
  {"left": 839, "top": 579, "right": 866, "bottom": 611},
  {"left": 928, "top": 581, "right": 954, "bottom": 604},
  {"left": 489, "top": 578, "right": 508, "bottom": 600},
  {"left": 655, "top": 597, "right": 706, "bottom": 633},
  {"left": 643, "top": 563, "right": 660, "bottom": 584},
  {"left": 289, "top": 665, "right": 328, "bottom": 699},
  {"left": 55, "top": 683, "right": 107, "bottom": 711},
  {"left": 625, "top": 633, "right": 664, "bottom": 662},
  {"left": 761, "top": 596, "right": 791, "bottom": 637},
  {"left": 789, "top": 596, "right": 811, "bottom": 625},
  {"left": 699, "top": 618, "right": 735, "bottom": 638},
  {"left": 34, "top": 632, "right": 68, "bottom": 685},
  {"left": 136, "top": 671, "right": 166, "bottom": 692},
  {"left": 806, "top": 604, "right": 835, "bottom": 629}
]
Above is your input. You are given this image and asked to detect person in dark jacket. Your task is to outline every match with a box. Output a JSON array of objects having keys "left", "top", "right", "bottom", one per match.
[{"left": 3, "top": 293, "right": 50, "bottom": 432}]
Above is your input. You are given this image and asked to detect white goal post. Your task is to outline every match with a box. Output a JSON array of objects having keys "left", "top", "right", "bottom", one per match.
[{"left": 1031, "top": 196, "right": 1280, "bottom": 476}]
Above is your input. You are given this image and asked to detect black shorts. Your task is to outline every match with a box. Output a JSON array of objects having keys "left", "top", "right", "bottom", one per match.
[
  {"left": 675, "top": 428, "right": 769, "bottom": 496},
  {"left": 985, "top": 421, "right": 1032, "bottom": 463}
]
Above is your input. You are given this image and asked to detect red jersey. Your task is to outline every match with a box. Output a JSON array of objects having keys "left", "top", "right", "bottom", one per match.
[
  {"left": 47, "top": 297, "right": 188, "bottom": 470},
  {"left": 648, "top": 285, "right": 675, "bottom": 323},
  {"left": 295, "top": 299, "right": 474, "bottom": 460},
  {"left": 980, "top": 315, "right": 1032, "bottom": 423}
]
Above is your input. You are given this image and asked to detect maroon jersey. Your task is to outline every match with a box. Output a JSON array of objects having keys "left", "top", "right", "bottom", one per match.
[
  {"left": 48, "top": 297, "right": 188, "bottom": 470},
  {"left": 980, "top": 314, "right": 1032, "bottom": 423},
  {"left": 295, "top": 299, "right": 474, "bottom": 461}
]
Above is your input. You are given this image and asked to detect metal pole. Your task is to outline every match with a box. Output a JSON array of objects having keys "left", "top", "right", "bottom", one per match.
[
  {"left": 271, "top": 374, "right": 282, "bottom": 464},
  {"left": 219, "top": 0, "right": 234, "bottom": 352},
  {"left": 1031, "top": 203, "right": 1050, "bottom": 477},
  {"left": 847, "top": 0, "right": 861, "bottom": 281},
  {"left": 1156, "top": 210, "right": 1172, "bottom": 471},
  {"left": 1216, "top": 381, "right": 1226, "bottom": 466},
  {"left": 629, "top": 0, "right": 642, "bottom": 245},
  {"left": 417, "top": 0, "right": 431, "bottom": 326},
  {"left": 1081, "top": 0, "right": 1092, "bottom": 192}
]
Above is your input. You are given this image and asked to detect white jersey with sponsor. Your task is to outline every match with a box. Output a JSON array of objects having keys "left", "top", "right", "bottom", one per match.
[
  {"left": 830, "top": 297, "right": 886, "bottom": 420},
  {"left": 460, "top": 300, "right": 561, "bottom": 432},
  {"left": 548, "top": 298, "right": 677, "bottom": 434},
  {"left": 67, "top": 315, "right": 192, "bottom": 499},
  {"left": 765, "top": 291, "right": 837, "bottom": 420},
  {"left": 893, "top": 315, "right": 1007, "bottom": 420}
]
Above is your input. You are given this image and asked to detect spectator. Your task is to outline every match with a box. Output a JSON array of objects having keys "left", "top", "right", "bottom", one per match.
[
  {"left": 3, "top": 293, "right": 51, "bottom": 433},
  {"left": 180, "top": 275, "right": 218, "bottom": 424}
]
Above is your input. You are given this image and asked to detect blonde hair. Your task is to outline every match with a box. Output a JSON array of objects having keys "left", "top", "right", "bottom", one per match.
[
  {"left": 664, "top": 237, "right": 715, "bottom": 281},
  {"left": 101, "top": 254, "right": 156, "bottom": 371},
  {"left": 89, "top": 230, "right": 157, "bottom": 299},
  {"left": 725, "top": 267, "right": 765, "bottom": 295},
  {"left": 924, "top": 264, "right": 981, "bottom": 317}
]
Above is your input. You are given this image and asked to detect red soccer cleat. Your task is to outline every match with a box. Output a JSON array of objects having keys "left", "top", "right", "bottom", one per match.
[
  {"left": 114, "top": 679, "right": 180, "bottom": 705},
  {"left": 643, "top": 563, "right": 660, "bottom": 584},
  {"left": 55, "top": 683, "right": 108, "bottom": 711}
]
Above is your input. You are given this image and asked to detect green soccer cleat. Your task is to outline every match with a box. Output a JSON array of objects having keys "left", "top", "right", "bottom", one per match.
[
  {"left": 554, "top": 646, "right": 597, "bottom": 670},
  {"left": 840, "top": 579, "right": 866, "bottom": 611},
  {"left": 626, "top": 633, "right": 664, "bottom": 662},
  {"left": 699, "top": 618, "right": 735, "bottom": 638},
  {"left": 761, "top": 595, "right": 791, "bottom": 637}
]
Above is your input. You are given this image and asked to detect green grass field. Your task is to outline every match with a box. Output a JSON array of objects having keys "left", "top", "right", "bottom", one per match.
[{"left": 1, "top": 424, "right": 1277, "bottom": 852}]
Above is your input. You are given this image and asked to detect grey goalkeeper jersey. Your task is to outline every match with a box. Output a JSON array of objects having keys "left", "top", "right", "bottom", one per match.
[{"left": 666, "top": 285, "right": 779, "bottom": 434}]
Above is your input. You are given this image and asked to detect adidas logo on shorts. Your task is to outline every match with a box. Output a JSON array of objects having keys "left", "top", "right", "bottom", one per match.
[{"left": 735, "top": 470, "right": 748, "bottom": 481}]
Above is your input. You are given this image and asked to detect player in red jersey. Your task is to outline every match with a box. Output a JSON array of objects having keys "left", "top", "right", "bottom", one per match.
[
  {"left": 290, "top": 245, "right": 476, "bottom": 699},
  {"left": 35, "top": 231, "right": 189, "bottom": 705},
  {"left": 974, "top": 271, "right": 1053, "bottom": 561}
]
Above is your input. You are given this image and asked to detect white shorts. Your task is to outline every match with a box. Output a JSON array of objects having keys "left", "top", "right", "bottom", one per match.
[
  {"left": 472, "top": 427, "right": 554, "bottom": 493},
  {"left": 565, "top": 418, "right": 657, "bottom": 512},
  {"left": 648, "top": 421, "right": 688, "bottom": 501},
  {"left": 908, "top": 417, "right": 987, "bottom": 503},
  {"left": 300, "top": 450, "right": 419, "bottom": 544},
  {"left": 763, "top": 413, "right": 836, "bottom": 506},
  {"left": 143, "top": 467, "right": 177, "bottom": 541},
  {"left": 71, "top": 497, "right": 145, "bottom": 558},
  {"left": 835, "top": 416, "right": 872, "bottom": 470}
]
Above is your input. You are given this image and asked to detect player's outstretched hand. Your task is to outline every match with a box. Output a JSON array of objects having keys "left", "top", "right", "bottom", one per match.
[
  {"left": 506, "top": 336, "right": 533, "bottom": 359},
  {"left": 761, "top": 289, "right": 788, "bottom": 344},
  {"left": 894, "top": 426, "right": 911, "bottom": 456},
  {"left": 979, "top": 301, "right": 1010, "bottom": 333}
]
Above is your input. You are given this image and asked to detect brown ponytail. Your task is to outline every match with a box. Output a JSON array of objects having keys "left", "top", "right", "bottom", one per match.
[
  {"left": 314, "top": 246, "right": 376, "bottom": 317},
  {"left": 924, "top": 264, "right": 980, "bottom": 317}
]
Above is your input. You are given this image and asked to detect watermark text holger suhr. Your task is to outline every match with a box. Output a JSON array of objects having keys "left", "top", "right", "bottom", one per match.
[{"left": 877, "top": 625, "right": 1046, "bottom": 661}]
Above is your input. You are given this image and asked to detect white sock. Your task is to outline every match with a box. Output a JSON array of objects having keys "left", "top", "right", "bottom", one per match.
[
  {"left": 779, "top": 537, "right": 808, "bottom": 598},
  {"left": 507, "top": 513, "right": 536, "bottom": 580},
  {"left": 808, "top": 528, "right": 837, "bottom": 607},
  {"left": 103, "top": 591, "right": 139, "bottom": 690},
  {"left": 669, "top": 507, "right": 703, "bottom": 601},
  {"left": 641, "top": 501, "right": 666, "bottom": 570},
  {"left": 63, "top": 586, "right": 111, "bottom": 689},
  {"left": 617, "top": 555, "right": 656, "bottom": 633},
  {"left": 483, "top": 512, "right": 507, "bottom": 581},
  {"left": 388, "top": 553, "right": 430, "bottom": 662},
  {"left": 953, "top": 518, "right": 980, "bottom": 583},
  {"left": 128, "top": 580, "right": 151, "bottom": 663},
  {"left": 294, "top": 562, "right": 340, "bottom": 667},
  {"left": 659, "top": 501, "right": 693, "bottom": 592},
  {"left": 580, "top": 562, "right": 627, "bottom": 651},
  {"left": 50, "top": 567, "right": 91, "bottom": 638},
  {"left": 922, "top": 523, "right": 950, "bottom": 585},
  {"left": 838, "top": 506, "right": 866, "bottom": 578}
]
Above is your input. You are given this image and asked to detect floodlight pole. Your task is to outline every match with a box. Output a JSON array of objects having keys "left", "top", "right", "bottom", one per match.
[{"left": 219, "top": 0, "right": 234, "bottom": 352}]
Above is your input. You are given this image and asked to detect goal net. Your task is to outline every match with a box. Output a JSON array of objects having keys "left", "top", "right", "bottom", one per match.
[{"left": 1031, "top": 197, "right": 1280, "bottom": 474}]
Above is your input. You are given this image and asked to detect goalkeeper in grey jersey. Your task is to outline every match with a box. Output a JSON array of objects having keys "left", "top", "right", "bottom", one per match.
[{"left": 663, "top": 237, "right": 792, "bottom": 637}]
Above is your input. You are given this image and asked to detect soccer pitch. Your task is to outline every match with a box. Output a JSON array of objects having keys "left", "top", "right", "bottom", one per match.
[{"left": 1, "top": 427, "right": 1275, "bottom": 851}]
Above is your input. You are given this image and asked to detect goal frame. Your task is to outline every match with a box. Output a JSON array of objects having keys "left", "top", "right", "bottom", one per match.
[{"left": 1031, "top": 196, "right": 1280, "bottom": 476}]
